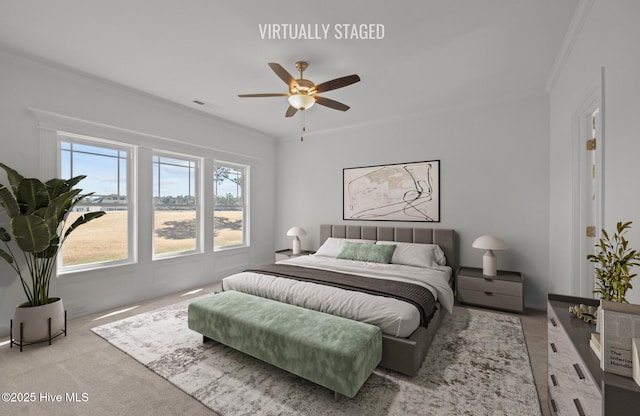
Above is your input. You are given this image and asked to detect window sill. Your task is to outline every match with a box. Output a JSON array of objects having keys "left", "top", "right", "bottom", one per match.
[
  {"left": 214, "top": 245, "right": 250, "bottom": 256},
  {"left": 57, "top": 259, "right": 138, "bottom": 282},
  {"left": 58, "top": 258, "right": 136, "bottom": 276},
  {"left": 152, "top": 250, "right": 203, "bottom": 262}
]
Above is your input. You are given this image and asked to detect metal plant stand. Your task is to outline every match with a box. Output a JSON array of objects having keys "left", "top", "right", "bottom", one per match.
[{"left": 9, "top": 310, "right": 67, "bottom": 352}]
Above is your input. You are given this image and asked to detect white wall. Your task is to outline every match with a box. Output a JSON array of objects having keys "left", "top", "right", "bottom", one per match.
[
  {"left": 549, "top": 0, "right": 640, "bottom": 303},
  {"left": 276, "top": 94, "right": 550, "bottom": 308},
  {"left": 0, "top": 48, "right": 277, "bottom": 336}
]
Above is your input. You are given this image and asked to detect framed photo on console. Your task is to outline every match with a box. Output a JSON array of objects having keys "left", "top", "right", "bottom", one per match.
[{"left": 343, "top": 160, "right": 440, "bottom": 222}]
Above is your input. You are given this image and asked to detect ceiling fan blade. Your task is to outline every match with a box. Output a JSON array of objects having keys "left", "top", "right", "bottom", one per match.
[
  {"left": 238, "top": 93, "right": 290, "bottom": 98},
  {"left": 268, "top": 63, "right": 298, "bottom": 89},
  {"left": 285, "top": 105, "right": 298, "bottom": 117},
  {"left": 314, "top": 96, "right": 351, "bottom": 111},
  {"left": 313, "top": 74, "right": 360, "bottom": 93}
]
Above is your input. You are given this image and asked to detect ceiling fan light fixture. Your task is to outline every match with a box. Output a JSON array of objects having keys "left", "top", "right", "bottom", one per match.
[
  {"left": 239, "top": 61, "right": 359, "bottom": 117},
  {"left": 288, "top": 94, "right": 315, "bottom": 110}
]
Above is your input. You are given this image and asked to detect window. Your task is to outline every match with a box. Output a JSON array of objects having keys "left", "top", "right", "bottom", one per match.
[
  {"left": 153, "top": 154, "right": 200, "bottom": 257},
  {"left": 59, "top": 137, "right": 132, "bottom": 269},
  {"left": 214, "top": 163, "right": 248, "bottom": 249}
]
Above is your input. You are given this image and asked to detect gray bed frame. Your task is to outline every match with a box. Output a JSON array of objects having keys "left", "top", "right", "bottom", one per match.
[{"left": 319, "top": 224, "right": 458, "bottom": 376}]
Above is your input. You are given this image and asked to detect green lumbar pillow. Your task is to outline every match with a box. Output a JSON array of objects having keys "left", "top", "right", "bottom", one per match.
[{"left": 336, "top": 241, "right": 397, "bottom": 264}]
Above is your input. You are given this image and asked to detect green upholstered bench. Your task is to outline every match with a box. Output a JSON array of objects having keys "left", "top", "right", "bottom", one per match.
[{"left": 187, "top": 290, "right": 382, "bottom": 398}]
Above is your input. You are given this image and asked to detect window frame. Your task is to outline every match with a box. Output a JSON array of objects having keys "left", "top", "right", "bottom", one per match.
[
  {"left": 213, "top": 161, "right": 249, "bottom": 251},
  {"left": 57, "top": 132, "right": 137, "bottom": 274},
  {"left": 152, "top": 150, "right": 203, "bottom": 260}
]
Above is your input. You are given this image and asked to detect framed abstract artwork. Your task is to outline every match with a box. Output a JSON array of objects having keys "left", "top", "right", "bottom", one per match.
[{"left": 343, "top": 160, "right": 440, "bottom": 222}]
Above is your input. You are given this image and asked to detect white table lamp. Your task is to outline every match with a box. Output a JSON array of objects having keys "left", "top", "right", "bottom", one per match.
[
  {"left": 472, "top": 235, "right": 508, "bottom": 277},
  {"left": 286, "top": 226, "right": 307, "bottom": 255}
]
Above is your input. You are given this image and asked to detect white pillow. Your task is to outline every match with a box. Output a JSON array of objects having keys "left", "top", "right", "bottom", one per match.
[
  {"left": 315, "top": 237, "right": 375, "bottom": 258},
  {"left": 376, "top": 241, "right": 447, "bottom": 268}
]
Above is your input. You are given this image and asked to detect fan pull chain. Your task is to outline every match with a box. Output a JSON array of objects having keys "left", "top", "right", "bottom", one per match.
[{"left": 300, "top": 110, "right": 306, "bottom": 142}]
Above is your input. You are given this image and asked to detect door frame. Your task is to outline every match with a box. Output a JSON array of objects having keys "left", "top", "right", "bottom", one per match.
[{"left": 571, "top": 67, "right": 605, "bottom": 298}]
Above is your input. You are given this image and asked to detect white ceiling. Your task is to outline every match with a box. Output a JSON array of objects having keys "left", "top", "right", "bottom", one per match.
[{"left": 0, "top": 0, "right": 579, "bottom": 139}]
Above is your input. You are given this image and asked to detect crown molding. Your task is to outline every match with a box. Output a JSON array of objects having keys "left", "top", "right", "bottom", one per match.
[
  {"left": 28, "top": 107, "right": 261, "bottom": 166},
  {"left": 278, "top": 90, "right": 547, "bottom": 142},
  {"left": 546, "top": 0, "right": 596, "bottom": 92}
]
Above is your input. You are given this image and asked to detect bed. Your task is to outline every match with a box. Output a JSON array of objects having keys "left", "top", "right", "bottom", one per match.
[{"left": 222, "top": 224, "right": 458, "bottom": 376}]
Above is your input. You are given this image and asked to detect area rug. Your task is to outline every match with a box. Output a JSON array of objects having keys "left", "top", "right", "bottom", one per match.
[{"left": 91, "top": 297, "right": 541, "bottom": 416}]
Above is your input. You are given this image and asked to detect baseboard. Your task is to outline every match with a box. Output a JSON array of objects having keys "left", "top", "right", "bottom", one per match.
[
  {"left": 212, "top": 265, "right": 247, "bottom": 280},
  {"left": 0, "top": 323, "right": 10, "bottom": 339}
]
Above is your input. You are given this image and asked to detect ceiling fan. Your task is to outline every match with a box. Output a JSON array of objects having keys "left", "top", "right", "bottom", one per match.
[{"left": 238, "top": 61, "right": 360, "bottom": 118}]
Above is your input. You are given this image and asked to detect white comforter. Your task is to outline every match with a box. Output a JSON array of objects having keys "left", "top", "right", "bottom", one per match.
[{"left": 222, "top": 255, "right": 454, "bottom": 338}]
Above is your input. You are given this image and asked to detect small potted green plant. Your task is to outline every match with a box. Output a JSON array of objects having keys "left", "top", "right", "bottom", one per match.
[
  {"left": 0, "top": 163, "right": 105, "bottom": 345},
  {"left": 587, "top": 221, "right": 640, "bottom": 304}
]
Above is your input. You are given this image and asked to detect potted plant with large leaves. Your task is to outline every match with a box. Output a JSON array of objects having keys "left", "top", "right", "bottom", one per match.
[{"left": 0, "top": 163, "right": 105, "bottom": 346}]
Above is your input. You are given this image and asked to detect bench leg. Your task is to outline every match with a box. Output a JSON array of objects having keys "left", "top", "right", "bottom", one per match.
[{"left": 334, "top": 391, "right": 340, "bottom": 403}]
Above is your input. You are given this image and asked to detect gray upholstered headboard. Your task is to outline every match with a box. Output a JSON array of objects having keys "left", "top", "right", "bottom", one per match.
[{"left": 319, "top": 224, "right": 458, "bottom": 269}]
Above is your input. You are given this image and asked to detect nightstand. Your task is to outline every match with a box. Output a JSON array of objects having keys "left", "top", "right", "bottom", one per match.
[
  {"left": 456, "top": 266, "right": 524, "bottom": 313},
  {"left": 275, "top": 249, "right": 314, "bottom": 262}
]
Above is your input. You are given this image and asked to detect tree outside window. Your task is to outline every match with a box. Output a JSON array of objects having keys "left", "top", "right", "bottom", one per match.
[{"left": 214, "top": 164, "right": 247, "bottom": 249}]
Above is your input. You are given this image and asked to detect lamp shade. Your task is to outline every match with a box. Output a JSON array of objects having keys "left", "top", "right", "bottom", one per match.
[
  {"left": 286, "top": 226, "right": 307, "bottom": 237},
  {"left": 287, "top": 226, "right": 307, "bottom": 255},
  {"left": 472, "top": 235, "right": 507, "bottom": 251},
  {"left": 288, "top": 94, "right": 315, "bottom": 110},
  {"left": 472, "top": 235, "right": 507, "bottom": 276}
]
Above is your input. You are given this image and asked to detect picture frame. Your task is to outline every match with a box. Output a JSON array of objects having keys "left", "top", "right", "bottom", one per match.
[{"left": 343, "top": 160, "right": 440, "bottom": 222}]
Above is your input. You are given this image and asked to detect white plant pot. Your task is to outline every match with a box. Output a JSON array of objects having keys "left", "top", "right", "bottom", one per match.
[{"left": 12, "top": 298, "right": 65, "bottom": 344}]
